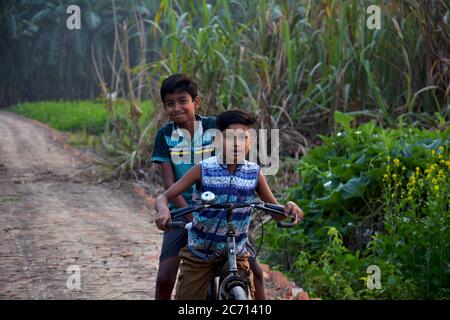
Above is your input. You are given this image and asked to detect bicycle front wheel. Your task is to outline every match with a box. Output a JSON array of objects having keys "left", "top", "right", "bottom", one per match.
[{"left": 229, "top": 286, "right": 250, "bottom": 300}]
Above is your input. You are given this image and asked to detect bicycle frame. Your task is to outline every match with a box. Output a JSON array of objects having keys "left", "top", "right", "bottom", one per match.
[
  {"left": 226, "top": 204, "right": 238, "bottom": 274},
  {"left": 215, "top": 204, "right": 251, "bottom": 300}
]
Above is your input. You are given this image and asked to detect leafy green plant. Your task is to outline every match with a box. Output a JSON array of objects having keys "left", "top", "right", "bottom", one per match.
[
  {"left": 261, "top": 111, "right": 449, "bottom": 299},
  {"left": 376, "top": 147, "right": 450, "bottom": 298},
  {"left": 98, "top": 98, "right": 158, "bottom": 177},
  {"left": 292, "top": 226, "right": 419, "bottom": 299}
]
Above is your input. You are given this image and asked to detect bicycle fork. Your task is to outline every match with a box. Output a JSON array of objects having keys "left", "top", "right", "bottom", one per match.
[{"left": 217, "top": 206, "right": 250, "bottom": 300}]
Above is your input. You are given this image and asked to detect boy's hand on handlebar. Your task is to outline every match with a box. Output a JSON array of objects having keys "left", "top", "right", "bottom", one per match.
[
  {"left": 155, "top": 208, "right": 171, "bottom": 231},
  {"left": 284, "top": 201, "right": 304, "bottom": 223}
]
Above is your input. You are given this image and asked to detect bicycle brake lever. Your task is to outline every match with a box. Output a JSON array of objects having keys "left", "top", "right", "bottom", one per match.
[{"left": 277, "top": 216, "right": 298, "bottom": 228}]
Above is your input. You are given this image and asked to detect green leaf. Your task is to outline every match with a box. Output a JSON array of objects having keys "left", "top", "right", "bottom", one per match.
[
  {"left": 342, "top": 176, "right": 370, "bottom": 199},
  {"left": 317, "top": 183, "right": 344, "bottom": 205},
  {"left": 334, "top": 111, "right": 353, "bottom": 130}
]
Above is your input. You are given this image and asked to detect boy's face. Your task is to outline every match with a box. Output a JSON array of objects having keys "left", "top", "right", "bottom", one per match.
[
  {"left": 163, "top": 91, "right": 199, "bottom": 125},
  {"left": 222, "top": 124, "right": 252, "bottom": 163}
]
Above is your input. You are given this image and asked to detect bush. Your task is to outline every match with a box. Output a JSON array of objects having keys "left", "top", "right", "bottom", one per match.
[
  {"left": 293, "top": 227, "right": 419, "bottom": 299},
  {"left": 261, "top": 112, "right": 449, "bottom": 299},
  {"left": 376, "top": 148, "right": 450, "bottom": 298}
]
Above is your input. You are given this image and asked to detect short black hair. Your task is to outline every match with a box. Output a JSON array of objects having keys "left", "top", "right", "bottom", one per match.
[
  {"left": 216, "top": 109, "right": 257, "bottom": 131},
  {"left": 160, "top": 74, "right": 198, "bottom": 103}
]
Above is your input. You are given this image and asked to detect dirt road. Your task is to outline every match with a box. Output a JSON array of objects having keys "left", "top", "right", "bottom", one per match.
[
  {"left": 0, "top": 112, "right": 306, "bottom": 300},
  {"left": 0, "top": 112, "right": 161, "bottom": 299}
]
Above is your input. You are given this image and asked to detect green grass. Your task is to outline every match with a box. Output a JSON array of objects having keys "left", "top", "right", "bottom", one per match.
[
  {"left": 6, "top": 100, "right": 155, "bottom": 135},
  {"left": 6, "top": 101, "right": 107, "bottom": 134}
]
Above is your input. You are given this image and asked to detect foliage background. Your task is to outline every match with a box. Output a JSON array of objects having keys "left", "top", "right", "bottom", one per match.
[{"left": 2, "top": 1, "right": 449, "bottom": 132}]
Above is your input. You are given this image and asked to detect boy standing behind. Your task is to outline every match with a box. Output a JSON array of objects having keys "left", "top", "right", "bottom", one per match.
[{"left": 151, "top": 74, "right": 215, "bottom": 299}]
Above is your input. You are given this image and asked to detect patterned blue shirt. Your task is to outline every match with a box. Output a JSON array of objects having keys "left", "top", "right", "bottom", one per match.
[{"left": 188, "top": 156, "right": 260, "bottom": 260}]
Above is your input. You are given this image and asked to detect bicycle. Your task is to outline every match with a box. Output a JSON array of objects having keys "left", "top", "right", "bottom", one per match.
[{"left": 166, "top": 191, "right": 299, "bottom": 300}]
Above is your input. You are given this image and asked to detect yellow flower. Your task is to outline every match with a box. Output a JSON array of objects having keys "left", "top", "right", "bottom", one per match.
[
  {"left": 392, "top": 173, "right": 397, "bottom": 179},
  {"left": 402, "top": 166, "right": 406, "bottom": 171},
  {"left": 415, "top": 167, "right": 420, "bottom": 176},
  {"left": 439, "top": 146, "right": 444, "bottom": 152},
  {"left": 387, "top": 156, "right": 391, "bottom": 161},
  {"left": 434, "top": 185, "right": 439, "bottom": 191},
  {"left": 407, "top": 175, "right": 416, "bottom": 190},
  {"left": 394, "top": 158, "right": 400, "bottom": 166},
  {"left": 431, "top": 149, "right": 436, "bottom": 156}
]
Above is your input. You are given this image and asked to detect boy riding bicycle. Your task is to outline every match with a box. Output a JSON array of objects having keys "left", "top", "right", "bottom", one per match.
[{"left": 155, "top": 109, "right": 304, "bottom": 300}]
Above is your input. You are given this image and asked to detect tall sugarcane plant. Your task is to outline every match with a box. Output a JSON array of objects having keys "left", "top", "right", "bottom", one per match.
[
  {"left": 1, "top": 0, "right": 448, "bottom": 178},
  {"left": 146, "top": 0, "right": 448, "bottom": 144}
]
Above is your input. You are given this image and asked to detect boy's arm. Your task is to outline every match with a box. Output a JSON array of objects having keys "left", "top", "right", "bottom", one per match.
[
  {"left": 155, "top": 164, "right": 201, "bottom": 230},
  {"left": 159, "top": 162, "right": 190, "bottom": 209},
  {"left": 256, "top": 171, "right": 304, "bottom": 222},
  {"left": 151, "top": 128, "right": 191, "bottom": 218}
]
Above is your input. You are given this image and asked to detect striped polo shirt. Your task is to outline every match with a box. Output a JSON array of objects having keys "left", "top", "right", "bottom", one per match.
[
  {"left": 188, "top": 156, "right": 260, "bottom": 260},
  {"left": 151, "top": 114, "right": 216, "bottom": 206}
]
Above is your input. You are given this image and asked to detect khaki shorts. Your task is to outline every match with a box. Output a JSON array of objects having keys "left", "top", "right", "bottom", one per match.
[{"left": 175, "top": 246, "right": 255, "bottom": 300}]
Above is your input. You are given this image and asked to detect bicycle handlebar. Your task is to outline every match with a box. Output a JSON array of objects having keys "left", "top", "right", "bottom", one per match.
[
  {"left": 167, "top": 201, "right": 298, "bottom": 230},
  {"left": 166, "top": 220, "right": 189, "bottom": 230},
  {"left": 170, "top": 206, "right": 199, "bottom": 218},
  {"left": 253, "top": 203, "right": 297, "bottom": 228}
]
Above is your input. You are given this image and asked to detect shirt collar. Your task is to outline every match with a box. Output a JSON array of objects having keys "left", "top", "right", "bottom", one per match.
[
  {"left": 218, "top": 160, "right": 245, "bottom": 171},
  {"left": 171, "top": 114, "right": 204, "bottom": 140}
]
